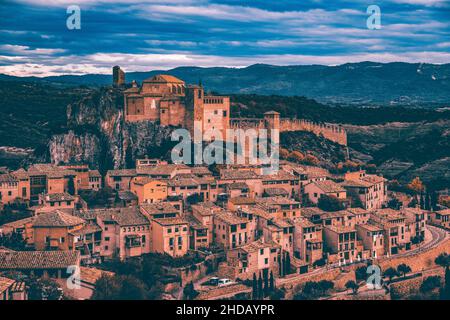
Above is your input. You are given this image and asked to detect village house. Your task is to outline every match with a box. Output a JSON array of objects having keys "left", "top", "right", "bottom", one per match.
[
  {"left": 22, "top": 164, "right": 79, "bottom": 201},
  {"left": 225, "top": 239, "right": 280, "bottom": 280},
  {"left": 0, "top": 173, "right": 19, "bottom": 204},
  {"left": 130, "top": 177, "right": 168, "bottom": 204},
  {"left": 402, "top": 207, "right": 427, "bottom": 241},
  {"left": 106, "top": 169, "right": 137, "bottom": 191},
  {"left": 191, "top": 202, "right": 224, "bottom": 244},
  {"left": 219, "top": 169, "right": 264, "bottom": 197},
  {"left": 32, "top": 210, "right": 85, "bottom": 251},
  {"left": 256, "top": 196, "right": 301, "bottom": 219},
  {"left": 341, "top": 170, "right": 387, "bottom": 210},
  {"left": 88, "top": 170, "right": 102, "bottom": 190},
  {"left": 0, "top": 216, "right": 35, "bottom": 246},
  {"left": 263, "top": 218, "right": 294, "bottom": 255},
  {"left": 304, "top": 180, "right": 347, "bottom": 204},
  {"left": 428, "top": 209, "right": 450, "bottom": 230},
  {"left": 31, "top": 192, "right": 77, "bottom": 215},
  {"left": 370, "top": 209, "right": 414, "bottom": 255},
  {"left": 355, "top": 223, "right": 385, "bottom": 259},
  {"left": 323, "top": 225, "right": 359, "bottom": 264},
  {"left": 292, "top": 217, "right": 323, "bottom": 265},
  {"left": 261, "top": 170, "right": 300, "bottom": 198},
  {"left": 214, "top": 211, "right": 251, "bottom": 250},
  {"left": 151, "top": 217, "right": 189, "bottom": 257},
  {"left": 76, "top": 207, "right": 152, "bottom": 261},
  {"left": 186, "top": 215, "right": 210, "bottom": 250}
]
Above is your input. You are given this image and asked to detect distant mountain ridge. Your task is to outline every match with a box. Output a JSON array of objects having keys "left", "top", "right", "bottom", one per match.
[{"left": 2, "top": 62, "right": 450, "bottom": 106}]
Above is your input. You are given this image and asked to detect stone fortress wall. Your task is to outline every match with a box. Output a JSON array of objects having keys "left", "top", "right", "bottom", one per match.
[{"left": 230, "top": 116, "right": 347, "bottom": 146}]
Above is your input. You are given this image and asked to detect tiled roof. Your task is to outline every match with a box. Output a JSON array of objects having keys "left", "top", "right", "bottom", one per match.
[
  {"left": 309, "top": 180, "right": 346, "bottom": 193},
  {"left": 80, "top": 267, "right": 114, "bottom": 285},
  {"left": 0, "top": 251, "right": 80, "bottom": 270},
  {"left": 0, "top": 173, "right": 18, "bottom": 183},
  {"left": 117, "top": 190, "right": 138, "bottom": 201},
  {"left": 107, "top": 169, "right": 137, "bottom": 177},
  {"left": 227, "top": 182, "right": 249, "bottom": 190},
  {"left": 229, "top": 197, "right": 256, "bottom": 205},
  {"left": 27, "top": 164, "right": 77, "bottom": 178},
  {"left": 220, "top": 169, "right": 260, "bottom": 180},
  {"left": 43, "top": 193, "right": 76, "bottom": 202},
  {"left": 263, "top": 188, "right": 289, "bottom": 196},
  {"left": 140, "top": 203, "right": 179, "bottom": 215},
  {"left": 33, "top": 210, "right": 85, "bottom": 228},
  {"left": 0, "top": 276, "right": 15, "bottom": 295},
  {"left": 238, "top": 239, "right": 279, "bottom": 253},
  {"left": 191, "top": 202, "right": 223, "bottom": 216},
  {"left": 153, "top": 217, "right": 188, "bottom": 226},
  {"left": 324, "top": 225, "right": 356, "bottom": 234},
  {"left": 144, "top": 74, "right": 185, "bottom": 84},
  {"left": 88, "top": 170, "right": 101, "bottom": 177},
  {"left": 215, "top": 211, "right": 247, "bottom": 225}
]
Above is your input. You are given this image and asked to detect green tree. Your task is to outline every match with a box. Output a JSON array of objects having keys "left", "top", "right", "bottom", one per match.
[
  {"left": 269, "top": 271, "right": 275, "bottom": 293},
  {"left": 252, "top": 273, "right": 257, "bottom": 300},
  {"left": 92, "top": 274, "right": 120, "bottom": 300},
  {"left": 257, "top": 272, "right": 263, "bottom": 300},
  {"left": 345, "top": 280, "right": 359, "bottom": 295},
  {"left": 355, "top": 266, "right": 368, "bottom": 282},
  {"left": 383, "top": 267, "right": 399, "bottom": 282},
  {"left": 397, "top": 264, "right": 412, "bottom": 278},
  {"left": 183, "top": 281, "right": 198, "bottom": 300},
  {"left": 420, "top": 276, "right": 441, "bottom": 294},
  {"left": 263, "top": 271, "right": 269, "bottom": 297}
]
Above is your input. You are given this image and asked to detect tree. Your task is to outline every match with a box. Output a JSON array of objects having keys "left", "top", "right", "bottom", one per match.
[
  {"left": 408, "top": 177, "right": 424, "bottom": 194},
  {"left": 92, "top": 274, "right": 120, "bottom": 300},
  {"left": 345, "top": 280, "right": 359, "bottom": 295},
  {"left": 312, "top": 258, "right": 326, "bottom": 267},
  {"left": 269, "top": 271, "right": 275, "bottom": 293},
  {"left": 318, "top": 194, "right": 345, "bottom": 212},
  {"left": 420, "top": 276, "right": 441, "bottom": 294},
  {"left": 252, "top": 273, "right": 258, "bottom": 300},
  {"left": 263, "top": 271, "right": 269, "bottom": 297},
  {"left": 435, "top": 253, "right": 450, "bottom": 269},
  {"left": 257, "top": 272, "right": 263, "bottom": 300},
  {"left": 355, "top": 266, "right": 368, "bottom": 282},
  {"left": 397, "top": 264, "right": 412, "bottom": 278},
  {"left": 383, "top": 267, "right": 399, "bottom": 282},
  {"left": 317, "top": 280, "right": 334, "bottom": 294},
  {"left": 284, "top": 252, "right": 291, "bottom": 275},
  {"left": 269, "top": 288, "right": 285, "bottom": 300},
  {"left": 183, "top": 281, "right": 198, "bottom": 300},
  {"left": 387, "top": 198, "right": 402, "bottom": 210},
  {"left": 443, "top": 264, "right": 450, "bottom": 300}
]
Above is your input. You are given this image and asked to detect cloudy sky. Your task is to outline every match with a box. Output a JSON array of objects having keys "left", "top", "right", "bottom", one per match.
[{"left": 0, "top": 0, "right": 449, "bottom": 76}]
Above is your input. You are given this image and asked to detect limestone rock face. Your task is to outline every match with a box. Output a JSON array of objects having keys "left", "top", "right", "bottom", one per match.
[{"left": 48, "top": 87, "right": 176, "bottom": 174}]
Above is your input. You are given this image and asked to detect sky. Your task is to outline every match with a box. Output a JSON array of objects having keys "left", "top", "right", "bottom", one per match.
[{"left": 0, "top": 0, "right": 449, "bottom": 76}]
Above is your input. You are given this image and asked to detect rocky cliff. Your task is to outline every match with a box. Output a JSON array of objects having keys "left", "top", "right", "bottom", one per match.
[{"left": 47, "top": 87, "right": 176, "bottom": 174}]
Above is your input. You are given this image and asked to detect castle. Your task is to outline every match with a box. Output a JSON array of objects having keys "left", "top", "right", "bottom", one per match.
[{"left": 118, "top": 67, "right": 347, "bottom": 146}]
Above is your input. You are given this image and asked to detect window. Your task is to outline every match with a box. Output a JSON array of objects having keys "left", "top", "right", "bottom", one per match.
[
  {"left": 60, "top": 237, "right": 65, "bottom": 243},
  {"left": 105, "top": 237, "right": 110, "bottom": 241}
]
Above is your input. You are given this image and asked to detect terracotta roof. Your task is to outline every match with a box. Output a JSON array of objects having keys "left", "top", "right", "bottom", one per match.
[
  {"left": 152, "top": 217, "right": 188, "bottom": 226},
  {"left": 229, "top": 197, "right": 256, "bottom": 205},
  {"left": 132, "top": 177, "right": 166, "bottom": 186},
  {"left": 43, "top": 193, "right": 76, "bottom": 202},
  {"left": 227, "top": 182, "right": 249, "bottom": 190},
  {"left": 191, "top": 202, "right": 223, "bottom": 216},
  {"left": 308, "top": 180, "right": 346, "bottom": 193},
  {"left": 27, "top": 164, "right": 77, "bottom": 178},
  {"left": 80, "top": 267, "right": 114, "bottom": 285},
  {"left": 144, "top": 74, "right": 185, "bottom": 84},
  {"left": 263, "top": 188, "right": 289, "bottom": 196},
  {"left": 215, "top": 211, "right": 247, "bottom": 225},
  {"left": 88, "top": 170, "right": 101, "bottom": 177},
  {"left": 238, "top": 239, "right": 279, "bottom": 253},
  {"left": 33, "top": 210, "right": 85, "bottom": 228},
  {"left": 0, "top": 276, "right": 15, "bottom": 295},
  {"left": 140, "top": 203, "right": 179, "bottom": 216},
  {"left": 0, "top": 173, "right": 17, "bottom": 183},
  {"left": 107, "top": 169, "right": 137, "bottom": 177},
  {"left": 0, "top": 251, "right": 80, "bottom": 270},
  {"left": 117, "top": 190, "right": 138, "bottom": 201},
  {"left": 220, "top": 169, "right": 260, "bottom": 180},
  {"left": 324, "top": 225, "right": 356, "bottom": 234}
]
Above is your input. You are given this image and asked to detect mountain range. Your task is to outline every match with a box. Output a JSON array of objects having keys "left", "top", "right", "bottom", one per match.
[{"left": 2, "top": 62, "right": 450, "bottom": 107}]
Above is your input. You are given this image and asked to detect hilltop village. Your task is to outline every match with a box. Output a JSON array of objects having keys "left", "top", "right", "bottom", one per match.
[{"left": 0, "top": 67, "right": 448, "bottom": 301}]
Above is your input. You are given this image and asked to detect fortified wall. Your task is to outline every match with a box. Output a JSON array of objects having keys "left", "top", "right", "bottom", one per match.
[{"left": 230, "top": 113, "right": 347, "bottom": 146}]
